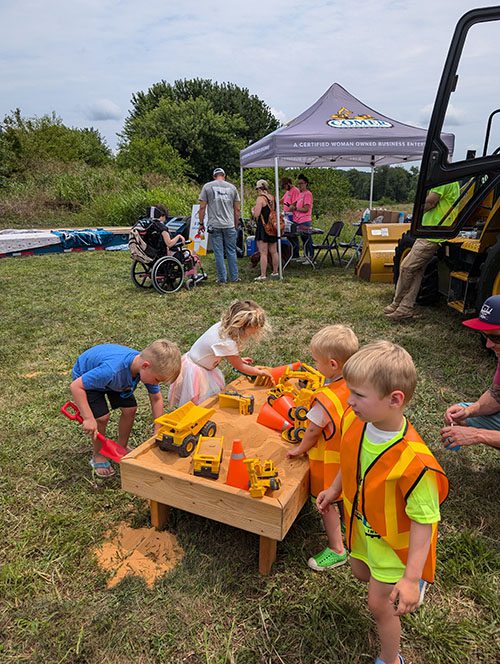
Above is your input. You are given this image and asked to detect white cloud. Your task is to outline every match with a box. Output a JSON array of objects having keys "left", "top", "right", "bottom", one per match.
[
  {"left": 270, "top": 107, "right": 287, "bottom": 125},
  {"left": 0, "top": 0, "right": 499, "bottom": 154},
  {"left": 419, "top": 103, "right": 466, "bottom": 127},
  {"left": 86, "top": 99, "right": 122, "bottom": 121}
]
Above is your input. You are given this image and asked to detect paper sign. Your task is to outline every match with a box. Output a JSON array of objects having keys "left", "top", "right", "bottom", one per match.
[{"left": 190, "top": 205, "right": 208, "bottom": 256}]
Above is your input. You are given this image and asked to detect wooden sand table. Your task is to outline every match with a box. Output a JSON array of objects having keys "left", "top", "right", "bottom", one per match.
[{"left": 121, "top": 376, "right": 309, "bottom": 574}]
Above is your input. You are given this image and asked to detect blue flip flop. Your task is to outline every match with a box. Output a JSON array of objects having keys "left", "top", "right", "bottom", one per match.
[
  {"left": 89, "top": 458, "right": 116, "bottom": 479},
  {"left": 375, "top": 656, "right": 404, "bottom": 664}
]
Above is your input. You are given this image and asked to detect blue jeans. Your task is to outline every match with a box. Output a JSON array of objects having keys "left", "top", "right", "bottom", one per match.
[
  {"left": 460, "top": 401, "right": 500, "bottom": 430},
  {"left": 299, "top": 221, "right": 314, "bottom": 259},
  {"left": 210, "top": 227, "right": 238, "bottom": 283}
]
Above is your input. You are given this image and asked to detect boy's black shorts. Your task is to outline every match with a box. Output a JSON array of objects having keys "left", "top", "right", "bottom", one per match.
[{"left": 86, "top": 389, "right": 137, "bottom": 419}]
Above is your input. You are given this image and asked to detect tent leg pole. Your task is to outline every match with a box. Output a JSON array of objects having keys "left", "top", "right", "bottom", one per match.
[
  {"left": 274, "top": 157, "right": 282, "bottom": 280},
  {"left": 240, "top": 167, "right": 244, "bottom": 223},
  {"left": 369, "top": 164, "right": 375, "bottom": 209}
]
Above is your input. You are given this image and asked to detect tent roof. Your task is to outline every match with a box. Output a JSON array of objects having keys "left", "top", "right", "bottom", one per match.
[{"left": 240, "top": 83, "right": 455, "bottom": 168}]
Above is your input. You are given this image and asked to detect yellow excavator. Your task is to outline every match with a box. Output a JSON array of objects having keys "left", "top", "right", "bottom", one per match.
[{"left": 407, "top": 6, "right": 500, "bottom": 314}]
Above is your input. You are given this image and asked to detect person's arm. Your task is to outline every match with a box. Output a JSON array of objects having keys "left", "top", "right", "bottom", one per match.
[
  {"left": 389, "top": 521, "right": 432, "bottom": 615},
  {"left": 423, "top": 191, "right": 441, "bottom": 212},
  {"left": 251, "top": 195, "right": 265, "bottom": 219},
  {"left": 316, "top": 470, "right": 342, "bottom": 514},
  {"left": 148, "top": 391, "right": 164, "bottom": 433},
  {"left": 161, "top": 230, "right": 185, "bottom": 249},
  {"left": 226, "top": 354, "right": 275, "bottom": 383},
  {"left": 233, "top": 201, "right": 241, "bottom": 228},
  {"left": 198, "top": 200, "right": 207, "bottom": 230},
  {"left": 70, "top": 377, "right": 98, "bottom": 440},
  {"left": 287, "top": 421, "right": 323, "bottom": 458},
  {"left": 446, "top": 387, "right": 500, "bottom": 422},
  {"left": 295, "top": 191, "right": 312, "bottom": 213}
]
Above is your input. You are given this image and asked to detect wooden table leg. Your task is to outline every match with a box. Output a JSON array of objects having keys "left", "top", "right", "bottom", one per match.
[
  {"left": 259, "top": 535, "right": 277, "bottom": 575},
  {"left": 150, "top": 500, "right": 170, "bottom": 530}
]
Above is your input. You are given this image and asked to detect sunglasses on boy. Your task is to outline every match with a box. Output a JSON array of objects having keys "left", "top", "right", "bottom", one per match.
[{"left": 480, "top": 331, "right": 500, "bottom": 344}]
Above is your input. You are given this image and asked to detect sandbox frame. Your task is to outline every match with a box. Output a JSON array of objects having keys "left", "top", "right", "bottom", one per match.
[{"left": 120, "top": 379, "right": 309, "bottom": 574}]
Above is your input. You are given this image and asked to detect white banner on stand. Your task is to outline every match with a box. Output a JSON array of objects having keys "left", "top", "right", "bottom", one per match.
[{"left": 190, "top": 204, "right": 208, "bottom": 256}]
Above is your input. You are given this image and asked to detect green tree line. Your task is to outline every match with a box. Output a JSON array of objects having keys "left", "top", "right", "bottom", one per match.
[{"left": 0, "top": 79, "right": 419, "bottom": 227}]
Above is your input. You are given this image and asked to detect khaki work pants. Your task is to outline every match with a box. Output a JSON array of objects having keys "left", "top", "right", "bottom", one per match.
[{"left": 391, "top": 238, "right": 437, "bottom": 314}]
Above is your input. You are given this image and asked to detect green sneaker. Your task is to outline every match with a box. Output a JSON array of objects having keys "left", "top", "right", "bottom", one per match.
[{"left": 307, "top": 547, "right": 348, "bottom": 571}]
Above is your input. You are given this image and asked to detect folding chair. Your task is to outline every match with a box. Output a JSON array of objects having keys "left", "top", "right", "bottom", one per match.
[
  {"left": 311, "top": 221, "right": 344, "bottom": 266},
  {"left": 339, "top": 222, "right": 364, "bottom": 269}
]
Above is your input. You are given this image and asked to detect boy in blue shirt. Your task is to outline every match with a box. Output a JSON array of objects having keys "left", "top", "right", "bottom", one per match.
[{"left": 71, "top": 339, "right": 181, "bottom": 478}]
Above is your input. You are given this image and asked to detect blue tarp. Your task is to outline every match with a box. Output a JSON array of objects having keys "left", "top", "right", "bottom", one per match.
[{"left": 51, "top": 228, "right": 116, "bottom": 249}]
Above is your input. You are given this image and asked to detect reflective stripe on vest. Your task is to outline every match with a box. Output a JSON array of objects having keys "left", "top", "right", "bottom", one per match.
[
  {"left": 340, "top": 410, "right": 449, "bottom": 583},
  {"left": 307, "top": 381, "right": 349, "bottom": 497}
]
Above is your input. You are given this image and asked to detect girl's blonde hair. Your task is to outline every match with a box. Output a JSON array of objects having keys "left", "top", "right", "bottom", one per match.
[
  {"left": 220, "top": 300, "right": 269, "bottom": 346},
  {"left": 343, "top": 340, "right": 417, "bottom": 404}
]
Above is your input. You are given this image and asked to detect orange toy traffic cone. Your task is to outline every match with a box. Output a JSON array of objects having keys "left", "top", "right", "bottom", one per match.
[
  {"left": 257, "top": 402, "right": 292, "bottom": 432},
  {"left": 272, "top": 394, "right": 295, "bottom": 421},
  {"left": 269, "top": 361, "right": 301, "bottom": 383},
  {"left": 225, "top": 439, "right": 251, "bottom": 489}
]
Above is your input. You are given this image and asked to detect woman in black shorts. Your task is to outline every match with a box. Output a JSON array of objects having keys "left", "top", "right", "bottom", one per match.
[{"left": 252, "top": 179, "right": 279, "bottom": 281}]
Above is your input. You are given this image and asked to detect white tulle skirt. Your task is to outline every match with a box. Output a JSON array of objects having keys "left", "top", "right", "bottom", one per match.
[{"left": 168, "top": 353, "right": 226, "bottom": 408}]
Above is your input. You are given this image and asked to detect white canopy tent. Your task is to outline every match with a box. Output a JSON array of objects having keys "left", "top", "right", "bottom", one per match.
[{"left": 239, "top": 83, "right": 455, "bottom": 278}]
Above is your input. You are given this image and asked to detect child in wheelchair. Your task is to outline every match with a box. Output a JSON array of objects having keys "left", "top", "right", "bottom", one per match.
[{"left": 129, "top": 205, "right": 207, "bottom": 293}]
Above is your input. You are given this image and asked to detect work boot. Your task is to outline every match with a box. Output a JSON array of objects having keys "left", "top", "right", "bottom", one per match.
[
  {"left": 383, "top": 303, "right": 398, "bottom": 314},
  {"left": 385, "top": 309, "right": 415, "bottom": 322}
]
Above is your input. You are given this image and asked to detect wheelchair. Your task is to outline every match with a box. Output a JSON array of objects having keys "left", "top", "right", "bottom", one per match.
[{"left": 131, "top": 240, "right": 208, "bottom": 294}]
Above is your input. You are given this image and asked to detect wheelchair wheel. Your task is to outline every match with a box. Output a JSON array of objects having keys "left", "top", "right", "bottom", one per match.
[
  {"left": 151, "top": 256, "right": 184, "bottom": 294},
  {"left": 131, "top": 260, "right": 153, "bottom": 288}
]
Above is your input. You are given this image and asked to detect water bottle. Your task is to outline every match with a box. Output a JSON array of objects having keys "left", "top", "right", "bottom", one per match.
[
  {"left": 363, "top": 208, "right": 370, "bottom": 223},
  {"left": 398, "top": 212, "right": 405, "bottom": 223}
]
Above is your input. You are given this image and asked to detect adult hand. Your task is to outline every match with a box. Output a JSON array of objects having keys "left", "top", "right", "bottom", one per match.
[
  {"left": 82, "top": 416, "right": 98, "bottom": 440},
  {"left": 389, "top": 577, "right": 420, "bottom": 615},
  {"left": 444, "top": 403, "right": 468, "bottom": 425},
  {"left": 441, "top": 424, "right": 478, "bottom": 448}
]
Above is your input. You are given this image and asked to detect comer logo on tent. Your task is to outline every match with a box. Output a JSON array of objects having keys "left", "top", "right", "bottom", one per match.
[{"left": 327, "top": 107, "right": 392, "bottom": 129}]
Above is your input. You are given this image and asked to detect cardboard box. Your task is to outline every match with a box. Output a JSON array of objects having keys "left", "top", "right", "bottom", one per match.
[{"left": 370, "top": 209, "right": 402, "bottom": 224}]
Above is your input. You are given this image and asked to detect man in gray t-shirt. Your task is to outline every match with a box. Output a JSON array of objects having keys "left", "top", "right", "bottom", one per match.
[{"left": 198, "top": 168, "right": 241, "bottom": 283}]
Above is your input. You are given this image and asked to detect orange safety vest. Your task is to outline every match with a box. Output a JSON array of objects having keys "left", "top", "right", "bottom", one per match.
[
  {"left": 340, "top": 410, "right": 449, "bottom": 583},
  {"left": 307, "top": 379, "right": 350, "bottom": 498}
]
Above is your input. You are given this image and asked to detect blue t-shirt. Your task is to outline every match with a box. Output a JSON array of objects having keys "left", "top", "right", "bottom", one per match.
[{"left": 72, "top": 344, "right": 160, "bottom": 395}]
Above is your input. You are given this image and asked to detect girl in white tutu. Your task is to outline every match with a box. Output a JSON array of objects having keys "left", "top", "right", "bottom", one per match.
[{"left": 169, "top": 300, "right": 273, "bottom": 408}]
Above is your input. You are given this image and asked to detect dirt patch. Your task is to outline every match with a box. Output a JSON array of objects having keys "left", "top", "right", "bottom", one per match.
[{"left": 94, "top": 522, "right": 184, "bottom": 588}]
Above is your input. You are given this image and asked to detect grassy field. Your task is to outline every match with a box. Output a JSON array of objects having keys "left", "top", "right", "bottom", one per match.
[{"left": 0, "top": 249, "right": 499, "bottom": 663}]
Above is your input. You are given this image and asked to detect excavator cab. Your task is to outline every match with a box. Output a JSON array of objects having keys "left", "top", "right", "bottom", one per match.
[{"left": 410, "top": 7, "right": 500, "bottom": 311}]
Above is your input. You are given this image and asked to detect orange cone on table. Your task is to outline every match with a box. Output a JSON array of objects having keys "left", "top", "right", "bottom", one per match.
[
  {"left": 272, "top": 394, "right": 295, "bottom": 421},
  {"left": 269, "top": 361, "right": 301, "bottom": 383},
  {"left": 257, "top": 402, "right": 292, "bottom": 432},
  {"left": 225, "top": 439, "right": 250, "bottom": 489}
]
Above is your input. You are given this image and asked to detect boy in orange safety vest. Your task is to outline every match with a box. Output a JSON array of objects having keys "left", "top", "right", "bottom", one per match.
[
  {"left": 317, "top": 341, "right": 448, "bottom": 664},
  {"left": 287, "top": 324, "right": 359, "bottom": 571}
]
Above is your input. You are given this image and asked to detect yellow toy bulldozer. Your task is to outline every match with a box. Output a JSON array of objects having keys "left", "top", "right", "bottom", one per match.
[
  {"left": 218, "top": 390, "right": 255, "bottom": 415},
  {"left": 243, "top": 458, "right": 281, "bottom": 499}
]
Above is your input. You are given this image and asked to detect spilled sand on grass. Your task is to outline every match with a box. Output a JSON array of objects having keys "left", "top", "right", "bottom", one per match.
[{"left": 95, "top": 522, "right": 184, "bottom": 588}]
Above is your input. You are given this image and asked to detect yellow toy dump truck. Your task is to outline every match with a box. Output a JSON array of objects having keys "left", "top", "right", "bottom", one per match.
[
  {"left": 192, "top": 436, "right": 224, "bottom": 479},
  {"left": 218, "top": 390, "right": 255, "bottom": 415},
  {"left": 154, "top": 402, "right": 216, "bottom": 458},
  {"left": 243, "top": 458, "right": 282, "bottom": 499}
]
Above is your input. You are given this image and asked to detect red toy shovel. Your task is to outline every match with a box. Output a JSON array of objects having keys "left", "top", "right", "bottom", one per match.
[{"left": 60, "top": 401, "right": 127, "bottom": 462}]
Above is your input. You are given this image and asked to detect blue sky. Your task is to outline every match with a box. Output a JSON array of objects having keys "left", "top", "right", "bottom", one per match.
[{"left": 1, "top": 0, "right": 499, "bottom": 160}]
